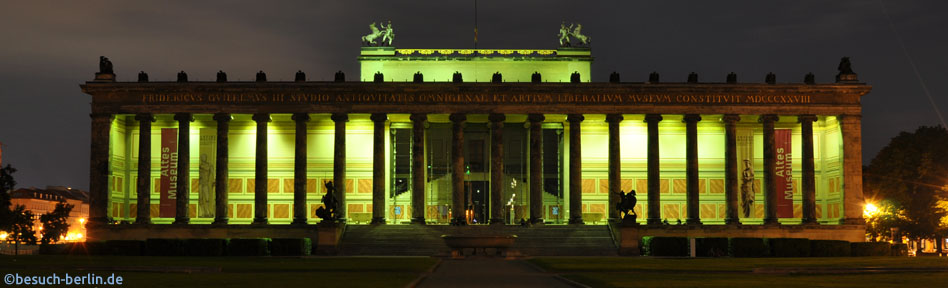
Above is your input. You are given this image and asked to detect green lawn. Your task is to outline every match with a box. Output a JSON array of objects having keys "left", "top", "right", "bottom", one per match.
[
  {"left": 1, "top": 255, "right": 438, "bottom": 287},
  {"left": 530, "top": 257, "right": 948, "bottom": 288}
]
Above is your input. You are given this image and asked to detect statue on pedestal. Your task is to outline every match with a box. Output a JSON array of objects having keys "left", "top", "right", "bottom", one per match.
[
  {"left": 616, "top": 190, "right": 638, "bottom": 225},
  {"left": 741, "top": 159, "right": 756, "bottom": 218},
  {"left": 99, "top": 56, "right": 113, "bottom": 74},
  {"left": 315, "top": 181, "right": 340, "bottom": 222}
]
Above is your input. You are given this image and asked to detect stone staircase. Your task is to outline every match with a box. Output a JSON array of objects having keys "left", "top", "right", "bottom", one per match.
[{"left": 339, "top": 224, "right": 618, "bottom": 256}]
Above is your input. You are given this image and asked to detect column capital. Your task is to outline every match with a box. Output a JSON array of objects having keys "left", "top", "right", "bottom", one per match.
[
  {"left": 605, "top": 114, "right": 623, "bottom": 123},
  {"left": 331, "top": 113, "right": 349, "bottom": 122},
  {"left": 797, "top": 114, "right": 818, "bottom": 123},
  {"left": 527, "top": 113, "right": 545, "bottom": 123},
  {"left": 758, "top": 114, "right": 779, "bottom": 123},
  {"left": 488, "top": 113, "right": 506, "bottom": 123},
  {"left": 370, "top": 113, "right": 388, "bottom": 122},
  {"left": 213, "top": 113, "right": 232, "bottom": 122},
  {"left": 173, "top": 113, "right": 193, "bottom": 122},
  {"left": 449, "top": 113, "right": 467, "bottom": 123},
  {"left": 134, "top": 113, "right": 156, "bottom": 122},
  {"left": 722, "top": 114, "right": 741, "bottom": 123},
  {"left": 644, "top": 114, "right": 663, "bottom": 123},
  {"left": 566, "top": 114, "right": 584, "bottom": 123},
  {"left": 252, "top": 113, "right": 271, "bottom": 122},
  {"left": 683, "top": 114, "right": 702, "bottom": 123},
  {"left": 291, "top": 113, "right": 311, "bottom": 122},
  {"left": 409, "top": 113, "right": 427, "bottom": 122}
]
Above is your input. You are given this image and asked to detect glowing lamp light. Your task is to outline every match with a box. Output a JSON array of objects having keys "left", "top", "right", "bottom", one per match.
[
  {"left": 78, "top": 218, "right": 86, "bottom": 224},
  {"left": 864, "top": 202, "right": 879, "bottom": 218},
  {"left": 0, "top": 233, "right": 7, "bottom": 240}
]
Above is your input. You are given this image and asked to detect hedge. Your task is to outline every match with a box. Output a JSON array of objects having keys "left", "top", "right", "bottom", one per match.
[
  {"left": 186, "top": 239, "right": 228, "bottom": 257},
  {"left": 146, "top": 238, "right": 188, "bottom": 256},
  {"left": 767, "top": 238, "right": 810, "bottom": 257},
  {"left": 270, "top": 238, "right": 312, "bottom": 256},
  {"left": 851, "top": 242, "right": 890, "bottom": 256},
  {"left": 104, "top": 240, "right": 145, "bottom": 256},
  {"left": 729, "top": 238, "right": 768, "bottom": 257},
  {"left": 641, "top": 236, "right": 689, "bottom": 256},
  {"left": 227, "top": 238, "right": 271, "bottom": 256},
  {"left": 890, "top": 243, "right": 908, "bottom": 256},
  {"left": 694, "top": 238, "right": 728, "bottom": 257},
  {"left": 810, "top": 240, "right": 851, "bottom": 257}
]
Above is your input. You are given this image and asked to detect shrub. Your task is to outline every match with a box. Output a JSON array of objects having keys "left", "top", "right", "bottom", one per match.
[
  {"left": 810, "top": 240, "right": 851, "bottom": 257},
  {"left": 767, "top": 238, "right": 810, "bottom": 257},
  {"left": 851, "top": 242, "right": 890, "bottom": 256},
  {"left": 641, "top": 236, "right": 689, "bottom": 257},
  {"left": 227, "top": 238, "right": 270, "bottom": 256},
  {"left": 186, "top": 239, "right": 228, "bottom": 256},
  {"left": 270, "top": 238, "right": 312, "bottom": 256},
  {"left": 695, "top": 238, "right": 728, "bottom": 257},
  {"left": 105, "top": 240, "right": 145, "bottom": 256},
  {"left": 890, "top": 243, "right": 908, "bottom": 256},
  {"left": 729, "top": 238, "right": 768, "bottom": 257},
  {"left": 146, "top": 238, "right": 187, "bottom": 256}
]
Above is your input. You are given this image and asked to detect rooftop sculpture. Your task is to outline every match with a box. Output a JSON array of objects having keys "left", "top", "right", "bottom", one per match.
[
  {"left": 362, "top": 21, "right": 395, "bottom": 47},
  {"left": 558, "top": 22, "right": 591, "bottom": 47}
]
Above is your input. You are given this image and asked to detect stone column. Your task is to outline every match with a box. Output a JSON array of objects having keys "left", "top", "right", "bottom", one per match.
[
  {"left": 89, "top": 113, "right": 114, "bottom": 225},
  {"left": 410, "top": 113, "right": 427, "bottom": 224},
  {"left": 799, "top": 115, "right": 818, "bottom": 224},
  {"left": 292, "top": 113, "right": 310, "bottom": 225},
  {"left": 450, "top": 113, "right": 467, "bottom": 225},
  {"left": 488, "top": 113, "right": 506, "bottom": 225},
  {"left": 252, "top": 113, "right": 270, "bottom": 225},
  {"left": 332, "top": 113, "right": 349, "bottom": 222},
  {"left": 840, "top": 115, "right": 865, "bottom": 224},
  {"left": 645, "top": 114, "right": 663, "bottom": 225},
  {"left": 528, "top": 114, "right": 545, "bottom": 224},
  {"left": 173, "top": 113, "right": 193, "bottom": 225},
  {"left": 684, "top": 114, "right": 702, "bottom": 225},
  {"left": 760, "top": 114, "right": 779, "bottom": 225},
  {"left": 134, "top": 114, "right": 155, "bottom": 224},
  {"left": 606, "top": 114, "right": 623, "bottom": 222},
  {"left": 212, "top": 113, "right": 230, "bottom": 225},
  {"left": 371, "top": 113, "right": 388, "bottom": 224},
  {"left": 722, "top": 114, "right": 741, "bottom": 225},
  {"left": 567, "top": 114, "right": 584, "bottom": 225}
]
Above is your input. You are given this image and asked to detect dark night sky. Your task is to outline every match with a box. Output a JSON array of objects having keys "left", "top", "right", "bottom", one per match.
[{"left": 1, "top": 1, "right": 946, "bottom": 190}]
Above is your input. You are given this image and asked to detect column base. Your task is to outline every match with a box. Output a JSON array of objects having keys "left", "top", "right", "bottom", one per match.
[
  {"left": 449, "top": 217, "right": 467, "bottom": 226},
  {"left": 212, "top": 218, "right": 229, "bottom": 225},
  {"left": 646, "top": 218, "right": 662, "bottom": 226},
  {"left": 370, "top": 217, "right": 387, "bottom": 225},
  {"left": 528, "top": 217, "right": 545, "bottom": 225},
  {"left": 724, "top": 218, "right": 741, "bottom": 225},
  {"left": 763, "top": 218, "right": 780, "bottom": 225},
  {"left": 172, "top": 218, "right": 189, "bottom": 225},
  {"left": 251, "top": 218, "right": 268, "bottom": 225},
  {"left": 410, "top": 217, "right": 426, "bottom": 225},
  {"left": 801, "top": 218, "right": 819, "bottom": 225},
  {"left": 686, "top": 219, "right": 703, "bottom": 225},
  {"left": 291, "top": 218, "right": 308, "bottom": 225},
  {"left": 568, "top": 217, "right": 584, "bottom": 225},
  {"left": 134, "top": 218, "right": 152, "bottom": 225}
]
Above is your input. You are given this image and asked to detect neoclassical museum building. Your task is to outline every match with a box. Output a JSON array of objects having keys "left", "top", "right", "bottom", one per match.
[{"left": 81, "top": 30, "right": 871, "bottom": 253}]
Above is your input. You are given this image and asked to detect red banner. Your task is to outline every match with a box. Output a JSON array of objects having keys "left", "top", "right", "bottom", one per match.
[
  {"left": 159, "top": 128, "right": 178, "bottom": 218},
  {"left": 775, "top": 129, "right": 793, "bottom": 218}
]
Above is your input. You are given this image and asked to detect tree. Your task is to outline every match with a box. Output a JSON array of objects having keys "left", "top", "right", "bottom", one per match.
[
  {"left": 0, "top": 164, "right": 15, "bottom": 230},
  {"left": 9, "top": 205, "right": 36, "bottom": 255},
  {"left": 39, "top": 201, "right": 73, "bottom": 244},
  {"left": 865, "top": 126, "right": 948, "bottom": 249}
]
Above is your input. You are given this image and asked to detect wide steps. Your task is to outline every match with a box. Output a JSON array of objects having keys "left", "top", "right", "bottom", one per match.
[{"left": 339, "top": 225, "right": 617, "bottom": 256}]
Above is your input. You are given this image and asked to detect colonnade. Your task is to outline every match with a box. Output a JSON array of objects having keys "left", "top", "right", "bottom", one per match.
[{"left": 87, "top": 112, "right": 863, "bottom": 226}]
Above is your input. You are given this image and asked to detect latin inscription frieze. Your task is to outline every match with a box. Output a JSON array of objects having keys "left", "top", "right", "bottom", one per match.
[{"left": 139, "top": 92, "right": 822, "bottom": 106}]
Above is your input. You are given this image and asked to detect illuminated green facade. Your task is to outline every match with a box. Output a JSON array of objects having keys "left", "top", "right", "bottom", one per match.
[{"left": 82, "top": 45, "right": 870, "bottom": 246}]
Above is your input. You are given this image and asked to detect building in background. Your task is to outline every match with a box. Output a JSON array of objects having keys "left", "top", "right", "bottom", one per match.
[{"left": 9, "top": 186, "right": 89, "bottom": 242}]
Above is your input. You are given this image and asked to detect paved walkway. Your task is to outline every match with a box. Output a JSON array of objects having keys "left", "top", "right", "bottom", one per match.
[{"left": 416, "top": 258, "right": 577, "bottom": 288}]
